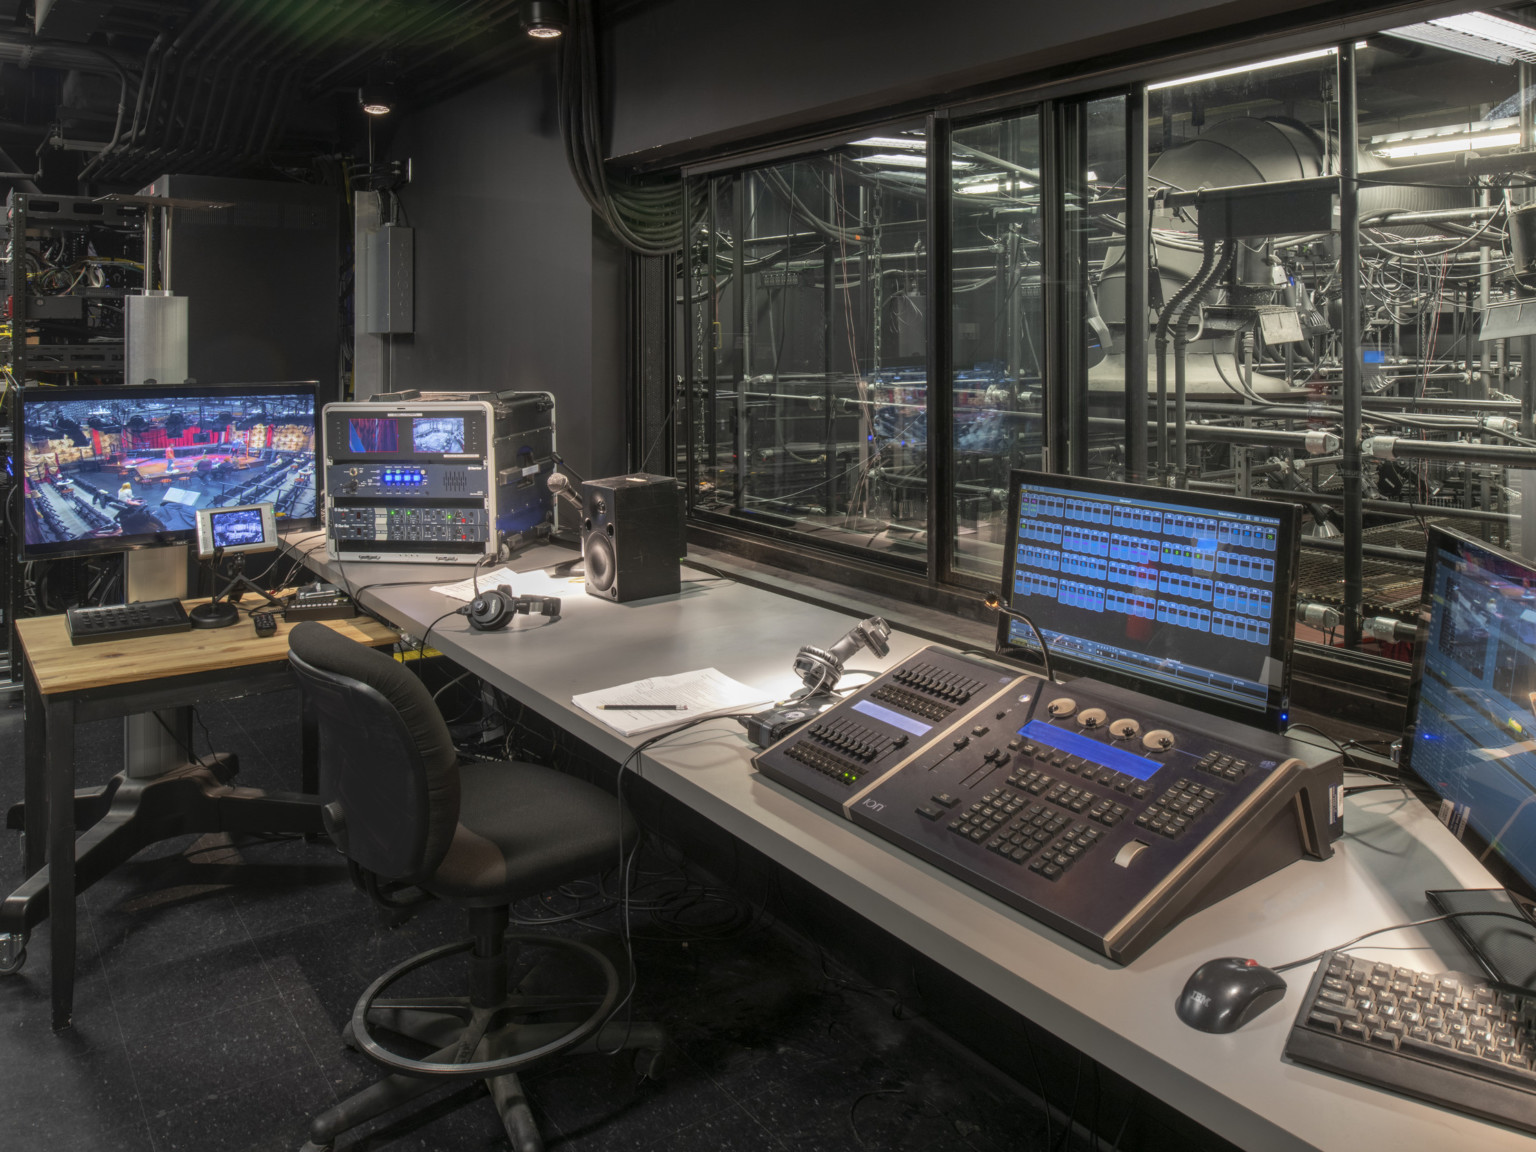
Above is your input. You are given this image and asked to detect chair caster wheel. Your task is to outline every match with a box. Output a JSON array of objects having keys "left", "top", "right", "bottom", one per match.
[
  {"left": 634, "top": 1044, "right": 675, "bottom": 1080},
  {"left": 299, "top": 1142, "right": 332, "bottom": 1152},
  {"left": 340, "top": 1020, "right": 357, "bottom": 1051},
  {"left": 0, "top": 933, "right": 26, "bottom": 976}
]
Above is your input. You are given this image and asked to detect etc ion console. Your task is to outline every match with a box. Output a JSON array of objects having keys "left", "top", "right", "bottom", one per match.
[{"left": 753, "top": 646, "right": 1342, "bottom": 963}]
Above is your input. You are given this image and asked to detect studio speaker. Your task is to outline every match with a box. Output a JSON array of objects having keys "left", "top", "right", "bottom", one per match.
[{"left": 581, "top": 474, "right": 684, "bottom": 602}]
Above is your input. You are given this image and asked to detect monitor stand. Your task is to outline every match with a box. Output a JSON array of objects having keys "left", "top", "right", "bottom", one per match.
[
  {"left": 125, "top": 545, "right": 193, "bottom": 777},
  {"left": 0, "top": 547, "right": 324, "bottom": 984}
]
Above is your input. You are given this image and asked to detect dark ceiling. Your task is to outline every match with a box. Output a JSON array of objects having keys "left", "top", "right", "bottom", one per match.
[{"left": 0, "top": 0, "right": 601, "bottom": 191}]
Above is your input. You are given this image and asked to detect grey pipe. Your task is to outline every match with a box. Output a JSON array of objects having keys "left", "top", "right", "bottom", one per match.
[
  {"left": 1154, "top": 237, "right": 1216, "bottom": 483},
  {"left": 1172, "top": 241, "right": 1231, "bottom": 488},
  {"left": 1365, "top": 436, "right": 1536, "bottom": 468}
]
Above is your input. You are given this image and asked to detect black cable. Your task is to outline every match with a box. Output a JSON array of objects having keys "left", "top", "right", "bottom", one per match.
[
  {"left": 416, "top": 608, "right": 463, "bottom": 678},
  {"left": 1272, "top": 910, "right": 1536, "bottom": 974},
  {"left": 594, "top": 711, "right": 759, "bottom": 1053}
]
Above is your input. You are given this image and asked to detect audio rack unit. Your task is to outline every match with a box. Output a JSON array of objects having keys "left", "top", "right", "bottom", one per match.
[{"left": 322, "top": 391, "right": 555, "bottom": 564}]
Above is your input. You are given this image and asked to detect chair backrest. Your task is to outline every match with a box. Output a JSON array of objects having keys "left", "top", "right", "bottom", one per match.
[{"left": 287, "top": 622, "right": 461, "bottom": 882}]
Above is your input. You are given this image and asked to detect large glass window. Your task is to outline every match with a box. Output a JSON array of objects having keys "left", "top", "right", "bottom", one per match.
[
  {"left": 949, "top": 110, "right": 1043, "bottom": 577},
  {"left": 670, "top": 4, "right": 1536, "bottom": 685},
  {"left": 686, "top": 131, "right": 931, "bottom": 566}
]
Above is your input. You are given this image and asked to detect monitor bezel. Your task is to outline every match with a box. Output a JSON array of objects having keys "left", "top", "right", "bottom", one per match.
[
  {"left": 995, "top": 470, "right": 1301, "bottom": 732},
  {"left": 195, "top": 501, "right": 278, "bottom": 560},
  {"left": 1403, "top": 524, "right": 1536, "bottom": 902},
  {"left": 18, "top": 381, "right": 320, "bottom": 562}
]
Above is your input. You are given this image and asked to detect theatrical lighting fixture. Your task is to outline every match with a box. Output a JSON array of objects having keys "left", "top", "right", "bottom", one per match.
[
  {"left": 357, "top": 83, "right": 395, "bottom": 116},
  {"left": 523, "top": 0, "right": 567, "bottom": 39}
]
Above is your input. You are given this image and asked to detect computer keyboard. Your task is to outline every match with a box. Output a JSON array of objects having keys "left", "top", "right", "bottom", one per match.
[
  {"left": 1284, "top": 949, "right": 1536, "bottom": 1133},
  {"left": 65, "top": 598, "right": 192, "bottom": 644}
]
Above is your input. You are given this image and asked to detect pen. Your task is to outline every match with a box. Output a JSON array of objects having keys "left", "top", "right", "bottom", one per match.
[{"left": 598, "top": 703, "right": 686, "bottom": 711}]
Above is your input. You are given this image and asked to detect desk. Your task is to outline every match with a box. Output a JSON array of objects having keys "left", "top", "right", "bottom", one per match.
[
  {"left": 280, "top": 531, "right": 1521, "bottom": 1152},
  {"left": 8, "top": 598, "right": 395, "bottom": 1029}
]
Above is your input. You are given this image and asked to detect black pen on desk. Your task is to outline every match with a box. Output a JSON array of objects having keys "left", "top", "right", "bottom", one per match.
[{"left": 598, "top": 703, "right": 686, "bottom": 711}]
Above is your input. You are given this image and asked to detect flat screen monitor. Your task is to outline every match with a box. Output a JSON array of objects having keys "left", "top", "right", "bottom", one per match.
[
  {"left": 1404, "top": 526, "right": 1536, "bottom": 897},
  {"left": 997, "top": 471, "right": 1300, "bottom": 730},
  {"left": 19, "top": 382, "right": 318, "bottom": 560},
  {"left": 195, "top": 502, "right": 277, "bottom": 559}
]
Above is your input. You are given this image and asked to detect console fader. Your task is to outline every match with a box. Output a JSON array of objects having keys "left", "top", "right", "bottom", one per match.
[{"left": 754, "top": 646, "right": 1342, "bottom": 963}]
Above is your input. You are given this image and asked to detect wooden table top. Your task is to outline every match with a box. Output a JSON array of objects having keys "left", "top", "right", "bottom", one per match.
[{"left": 17, "top": 593, "right": 398, "bottom": 696}]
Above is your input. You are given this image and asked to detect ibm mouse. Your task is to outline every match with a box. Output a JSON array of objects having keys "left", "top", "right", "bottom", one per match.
[{"left": 1176, "top": 957, "right": 1287, "bottom": 1033}]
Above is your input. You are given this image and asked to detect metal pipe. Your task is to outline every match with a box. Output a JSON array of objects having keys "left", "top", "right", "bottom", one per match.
[
  {"left": 1194, "top": 483, "right": 1516, "bottom": 524},
  {"left": 1087, "top": 416, "right": 1326, "bottom": 448},
  {"left": 1340, "top": 42, "right": 1364, "bottom": 648},
  {"left": 1124, "top": 85, "right": 1149, "bottom": 482},
  {"left": 1154, "top": 238, "right": 1215, "bottom": 482},
  {"left": 1364, "top": 436, "right": 1536, "bottom": 467},
  {"left": 1361, "top": 205, "right": 1500, "bottom": 226},
  {"left": 1173, "top": 240, "right": 1229, "bottom": 488},
  {"left": 1299, "top": 534, "right": 1426, "bottom": 564}
]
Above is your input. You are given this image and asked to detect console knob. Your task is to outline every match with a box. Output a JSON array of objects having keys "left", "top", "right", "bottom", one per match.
[
  {"left": 1046, "top": 697, "right": 1077, "bottom": 718},
  {"left": 1109, "top": 718, "right": 1141, "bottom": 740},
  {"left": 1076, "top": 707, "right": 1106, "bottom": 729},
  {"left": 1142, "top": 729, "right": 1175, "bottom": 752}
]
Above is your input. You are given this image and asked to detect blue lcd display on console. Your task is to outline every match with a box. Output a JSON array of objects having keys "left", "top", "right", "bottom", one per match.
[
  {"left": 1019, "top": 720, "right": 1162, "bottom": 781},
  {"left": 852, "top": 700, "right": 934, "bottom": 738}
]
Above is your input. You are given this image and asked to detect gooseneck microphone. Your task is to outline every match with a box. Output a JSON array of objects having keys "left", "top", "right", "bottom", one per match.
[{"left": 983, "top": 593, "right": 1055, "bottom": 684}]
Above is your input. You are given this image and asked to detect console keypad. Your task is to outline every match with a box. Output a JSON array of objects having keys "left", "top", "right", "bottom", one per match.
[{"left": 1134, "top": 777, "right": 1217, "bottom": 838}]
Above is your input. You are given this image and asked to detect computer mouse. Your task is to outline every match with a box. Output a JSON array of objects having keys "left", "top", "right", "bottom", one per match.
[{"left": 1175, "top": 956, "right": 1287, "bottom": 1033}]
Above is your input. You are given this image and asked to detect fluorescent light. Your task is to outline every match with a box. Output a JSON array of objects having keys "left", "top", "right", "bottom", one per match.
[
  {"left": 1370, "top": 116, "right": 1517, "bottom": 146},
  {"left": 1386, "top": 11, "right": 1536, "bottom": 64},
  {"left": 852, "top": 136, "right": 926, "bottom": 150},
  {"left": 1148, "top": 47, "right": 1336, "bottom": 91},
  {"left": 854, "top": 153, "right": 929, "bottom": 168},
  {"left": 1375, "top": 131, "right": 1519, "bottom": 159},
  {"left": 1086, "top": 170, "right": 1099, "bottom": 182},
  {"left": 958, "top": 182, "right": 1002, "bottom": 195}
]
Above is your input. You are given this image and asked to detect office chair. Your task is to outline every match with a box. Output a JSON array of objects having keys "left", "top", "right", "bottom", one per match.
[{"left": 287, "top": 622, "right": 669, "bottom": 1152}]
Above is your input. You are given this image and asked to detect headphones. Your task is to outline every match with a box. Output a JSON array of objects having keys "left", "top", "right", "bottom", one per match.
[{"left": 462, "top": 585, "right": 563, "bottom": 632}]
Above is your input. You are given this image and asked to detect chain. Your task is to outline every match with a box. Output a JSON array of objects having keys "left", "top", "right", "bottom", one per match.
[{"left": 871, "top": 182, "right": 884, "bottom": 378}]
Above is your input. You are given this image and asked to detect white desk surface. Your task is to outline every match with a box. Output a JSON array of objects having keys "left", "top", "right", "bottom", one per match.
[{"left": 284, "top": 532, "right": 1523, "bottom": 1152}]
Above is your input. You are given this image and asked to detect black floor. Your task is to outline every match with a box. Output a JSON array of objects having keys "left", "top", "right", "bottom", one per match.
[{"left": 0, "top": 692, "right": 1069, "bottom": 1152}]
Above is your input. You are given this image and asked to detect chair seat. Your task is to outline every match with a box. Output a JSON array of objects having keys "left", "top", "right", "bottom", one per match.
[{"left": 426, "top": 761, "right": 635, "bottom": 906}]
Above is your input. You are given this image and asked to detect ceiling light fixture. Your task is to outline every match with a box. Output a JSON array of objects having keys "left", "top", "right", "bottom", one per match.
[
  {"left": 523, "top": 0, "right": 568, "bottom": 40},
  {"left": 1385, "top": 11, "right": 1536, "bottom": 64},
  {"left": 1147, "top": 46, "right": 1337, "bottom": 91},
  {"left": 357, "top": 83, "right": 395, "bottom": 116},
  {"left": 851, "top": 135, "right": 926, "bottom": 150}
]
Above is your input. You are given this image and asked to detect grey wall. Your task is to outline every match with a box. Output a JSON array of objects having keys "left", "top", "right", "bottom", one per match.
[
  {"left": 604, "top": 0, "right": 1438, "bottom": 166},
  {"left": 383, "top": 60, "right": 626, "bottom": 481}
]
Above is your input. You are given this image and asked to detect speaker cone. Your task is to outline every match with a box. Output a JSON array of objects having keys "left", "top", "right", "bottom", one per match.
[{"left": 586, "top": 531, "right": 616, "bottom": 591}]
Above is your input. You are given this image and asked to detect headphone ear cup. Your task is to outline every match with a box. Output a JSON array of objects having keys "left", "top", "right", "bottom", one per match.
[{"left": 468, "top": 592, "right": 509, "bottom": 632}]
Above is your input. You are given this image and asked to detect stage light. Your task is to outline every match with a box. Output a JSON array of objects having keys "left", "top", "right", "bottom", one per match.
[
  {"left": 524, "top": 0, "right": 567, "bottom": 39},
  {"left": 357, "top": 83, "right": 395, "bottom": 116}
]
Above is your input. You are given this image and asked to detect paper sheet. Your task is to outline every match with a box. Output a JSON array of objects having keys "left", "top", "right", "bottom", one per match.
[
  {"left": 572, "top": 668, "right": 777, "bottom": 737},
  {"left": 430, "top": 566, "right": 584, "bottom": 602}
]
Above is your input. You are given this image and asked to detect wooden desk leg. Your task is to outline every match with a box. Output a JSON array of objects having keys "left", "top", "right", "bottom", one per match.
[
  {"left": 22, "top": 661, "right": 45, "bottom": 878},
  {"left": 47, "top": 696, "right": 76, "bottom": 1031}
]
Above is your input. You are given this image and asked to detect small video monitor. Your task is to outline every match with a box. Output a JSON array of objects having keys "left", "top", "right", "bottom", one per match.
[{"left": 196, "top": 502, "right": 277, "bottom": 559}]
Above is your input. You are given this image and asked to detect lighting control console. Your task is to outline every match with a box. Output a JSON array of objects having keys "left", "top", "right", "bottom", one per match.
[{"left": 753, "top": 645, "right": 1342, "bottom": 963}]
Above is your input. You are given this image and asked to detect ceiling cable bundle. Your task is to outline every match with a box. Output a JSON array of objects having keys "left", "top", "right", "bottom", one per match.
[{"left": 554, "top": 0, "right": 700, "bottom": 255}]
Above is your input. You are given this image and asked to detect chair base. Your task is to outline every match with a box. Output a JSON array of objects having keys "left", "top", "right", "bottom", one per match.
[{"left": 305, "top": 926, "right": 670, "bottom": 1152}]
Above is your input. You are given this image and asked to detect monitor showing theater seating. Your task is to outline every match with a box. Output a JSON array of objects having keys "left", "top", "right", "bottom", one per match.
[
  {"left": 19, "top": 382, "right": 318, "bottom": 560},
  {"left": 1405, "top": 525, "right": 1536, "bottom": 896},
  {"left": 997, "top": 470, "right": 1301, "bottom": 730}
]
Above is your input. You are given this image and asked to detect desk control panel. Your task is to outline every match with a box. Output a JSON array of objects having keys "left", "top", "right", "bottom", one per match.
[{"left": 754, "top": 646, "right": 1342, "bottom": 963}]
